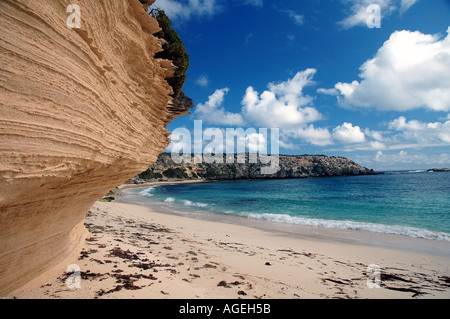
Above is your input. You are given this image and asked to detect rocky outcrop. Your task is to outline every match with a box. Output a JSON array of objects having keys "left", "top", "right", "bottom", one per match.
[
  {"left": 0, "top": 0, "right": 190, "bottom": 294},
  {"left": 129, "top": 153, "right": 378, "bottom": 183},
  {"left": 427, "top": 168, "right": 450, "bottom": 172}
]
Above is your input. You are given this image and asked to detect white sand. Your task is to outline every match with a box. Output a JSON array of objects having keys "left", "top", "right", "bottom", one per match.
[{"left": 8, "top": 198, "right": 450, "bottom": 299}]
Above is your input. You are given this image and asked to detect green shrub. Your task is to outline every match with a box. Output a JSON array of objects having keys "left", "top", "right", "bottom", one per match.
[
  {"left": 150, "top": 9, "right": 189, "bottom": 98},
  {"left": 163, "top": 167, "right": 188, "bottom": 179},
  {"left": 138, "top": 168, "right": 164, "bottom": 180}
]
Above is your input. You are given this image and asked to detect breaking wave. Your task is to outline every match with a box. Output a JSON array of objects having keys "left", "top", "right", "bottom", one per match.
[
  {"left": 137, "top": 187, "right": 154, "bottom": 197},
  {"left": 182, "top": 200, "right": 208, "bottom": 208},
  {"left": 241, "top": 213, "right": 450, "bottom": 242}
]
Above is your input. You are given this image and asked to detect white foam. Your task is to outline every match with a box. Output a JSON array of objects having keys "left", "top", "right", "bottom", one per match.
[
  {"left": 241, "top": 213, "right": 450, "bottom": 242},
  {"left": 182, "top": 200, "right": 208, "bottom": 208},
  {"left": 164, "top": 197, "right": 175, "bottom": 203},
  {"left": 137, "top": 187, "right": 154, "bottom": 196}
]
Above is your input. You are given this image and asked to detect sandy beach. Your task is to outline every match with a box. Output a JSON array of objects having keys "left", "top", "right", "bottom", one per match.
[{"left": 7, "top": 182, "right": 450, "bottom": 299}]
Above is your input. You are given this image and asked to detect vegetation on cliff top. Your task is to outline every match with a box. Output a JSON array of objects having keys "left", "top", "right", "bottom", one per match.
[{"left": 150, "top": 8, "right": 189, "bottom": 98}]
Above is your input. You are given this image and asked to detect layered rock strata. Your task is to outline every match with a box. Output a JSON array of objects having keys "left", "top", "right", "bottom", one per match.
[{"left": 0, "top": 0, "right": 188, "bottom": 294}]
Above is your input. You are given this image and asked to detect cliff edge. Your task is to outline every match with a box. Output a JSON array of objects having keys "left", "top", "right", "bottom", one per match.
[{"left": 0, "top": 0, "right": 189, "bottom": 294}]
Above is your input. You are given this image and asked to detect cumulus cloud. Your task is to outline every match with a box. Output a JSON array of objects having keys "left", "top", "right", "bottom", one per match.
[
  {"left": 191, "top": 69, "right": 449, "bottom": 153},
  {"left": 320, "top": 27, "right": 450, "bottom": 112},
  {"left": 244, "top": 132, "right": 267, "bottom": 153},
  {"left": 193, "top": 69, "right": 324, "bottom": 129},
  {"left": 327, "top": 116, "right": 450, "bottom": 153},
  {"left": 332, "top": 122, "right": 366, "bottom": 144},
  {"left": 193, "top": 88, "right": 245, "bottom": 126},
  {"left": 388, "top": 116, "right": 450, "bottom": 144},
  {"left": 288, "top": 125, "right": 334, "bottom": 146},
  {"left": 283, "top": 122, "right": 376, "bottom": 147},
  {"left": 167, "top": 126, "right": 268, "bottom": 155},
  {"left": 242, "top": 69, "right": 322, "bottom": 128}
]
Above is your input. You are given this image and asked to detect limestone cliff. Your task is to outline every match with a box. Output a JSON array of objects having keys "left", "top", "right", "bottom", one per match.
[
  {"left": 0, "top": 0, "right": 190, "bottom": 294},
  {"left": 130, "top": 153, "right": 378, "bottom": 183}
]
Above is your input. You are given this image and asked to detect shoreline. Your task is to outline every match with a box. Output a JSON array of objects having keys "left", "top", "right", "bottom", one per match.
[
  {"left": 8, "top": 198, "right": 450, "bottom": 299},
  {"left": 118, "top": 179, "right": 210, "bottom": 189},
  {"left": 117, "top": 181, "right": 450, "bottom": 259}
]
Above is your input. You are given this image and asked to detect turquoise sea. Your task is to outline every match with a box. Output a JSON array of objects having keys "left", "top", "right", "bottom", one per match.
[{"left": 120, "top": 170, "right": 450, "bottom": 250}]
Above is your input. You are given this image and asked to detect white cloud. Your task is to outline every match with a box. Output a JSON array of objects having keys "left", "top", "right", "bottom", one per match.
[
  {"left": 364, "top": 128, "right": 385, "bottom": 142},
  {"left": 245, "top": 33, "right": 254, "bottom": 45},
  {"left": 242, "top": 69, "right": 322, "bottom": 128},
  {"left": 328, "top": 116, "right": 450, "bottom": 153},
  {"left": 400, "top": 0, "right": 420, "bottom": 14},
  {"left": 372, "top": 150, "right": 449, "bottom": 168},
  {"left": 278, "top": 140, "right": 298, "bottom": 150},
  {"left": 195, "top": 74, "right": 209, "bottom": 87},
  {"left": 367, "top": 141, "right": 387, "bottom": 150},
  {"left": 332, "top": 122, "right": 366, "bottom": 144},
  {"left": 321, "top": 27, "right": 450, "bottom": 112},
  {"left": 243, "top": 0, "right": 263, "bottom": 7},
  {"left": 167, "top": 126, "right": 268, "bottom": 154},
  {"left": 317, "top": 87, "right": 338, "bottom": 95},
  {"left": 245, "top": 132, "right": 267, "bottom": 153},
  {"left": 152, "top": 0, "right": 223, "bottom": 20},
  {"left": 202, "top": 128, "right": 268, "bottom": 154},
  {"left": 193, "top": 69, "right": 324, "bottom": 132},
  {"left": 339, "top": 0, "right": 420, "bottom": 28},
  {"left": 284, "top": 122, "right": 375, "bottom": 147},
  {"left": 153, "top": 0, "right": 264, "bottom": 20},
  {"left": 339, "top": 0, "right": 396, "bottom": 29},
  {"left": 375, "top": 151, "right": 384, "bottom": 162},
  {"left": 389, "top": 116, "right": 424, "bottom": 131},
  {"left": 282, "top": 9, "right": 305, "bottom": 26},
  {"left": 388, "top": 116, "right": 450, "bottom": 144},
  {"left": 193, "top": 88, "right": 245, "bottom": 126},
  {"left": 291, "top": 125, "right": 334, "bottom": 146}
]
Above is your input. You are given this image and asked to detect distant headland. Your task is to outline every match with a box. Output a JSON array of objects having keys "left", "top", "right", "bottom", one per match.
[
  {"left": 127, "top": 153, "right": 381, "bottom": 184},
  {"left": 427, "top": 168, "right": 450, "bottom": 172}
]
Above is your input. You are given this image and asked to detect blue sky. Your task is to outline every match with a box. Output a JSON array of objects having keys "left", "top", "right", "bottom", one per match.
[{"left": 151, "top": 0, "right": 450, "bottom": 170}]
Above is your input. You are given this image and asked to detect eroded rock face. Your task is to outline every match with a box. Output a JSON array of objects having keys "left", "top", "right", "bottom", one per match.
[{"left": 0, "top": 0, "right": 187, "bottom": 294}]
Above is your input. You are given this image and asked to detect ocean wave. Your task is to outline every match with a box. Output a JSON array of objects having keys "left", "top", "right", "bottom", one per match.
[
  {"left": 164, "top": 197, "right": 175, "bottom": 203},
  {"left": 241, "top": 213, "right": 450, "bottom": 242},
  {"left": 182, "top": 200, "right": 208, "bottom": 208},
  {"left": 137, "top": 187, "right": 154, "bottom": 196}
]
